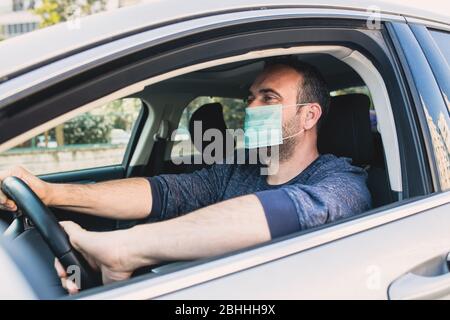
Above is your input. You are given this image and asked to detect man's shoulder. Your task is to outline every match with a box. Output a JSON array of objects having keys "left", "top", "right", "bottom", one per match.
[
  {"left": 309, "top": 154, "right": 367, "bottom": 180},
  {"left": 211, "top": 161, "right": 261, "bottom": 176},
  {"left": 318, "top": 153, "right": 363, "bottom": 170}
]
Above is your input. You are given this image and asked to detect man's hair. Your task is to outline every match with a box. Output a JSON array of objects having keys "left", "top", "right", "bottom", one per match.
[{"left": 264, "top": 57, "right": 330, "bottom": 131}]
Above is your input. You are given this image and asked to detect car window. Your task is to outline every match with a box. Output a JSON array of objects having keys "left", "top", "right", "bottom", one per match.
[
  {"left": 170, "top": 96, "right": 246, "bottom": 159},
  {"left": 0, "top": 98, "right": 143, "bottom": 175},
  {"left": 425, "top": 30, "right": 450, "bottom": 191},
  {"left": 430, "top": 29, "right": 450, "bottom": 67}
]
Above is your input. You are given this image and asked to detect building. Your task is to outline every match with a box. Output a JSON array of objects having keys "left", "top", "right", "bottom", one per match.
[
  {"left": 425, "top": 108, "right": 450, "bottom": 190},
  {"left": 115, "top": 0, "right": 142, "bottom": 7},
  {"left": 0, "top": 0, "right": 40, "bottom": 39},
  {"left": 0, "top": 0, "right": 144, "bottom": 39},
  {"left": 438, "top": 112, "right": 450, "bottom": 153}
]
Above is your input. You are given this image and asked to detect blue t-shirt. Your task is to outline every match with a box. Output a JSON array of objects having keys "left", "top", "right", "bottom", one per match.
[{"left": 148, "top": 154, "right": 372, "bottom": 238}]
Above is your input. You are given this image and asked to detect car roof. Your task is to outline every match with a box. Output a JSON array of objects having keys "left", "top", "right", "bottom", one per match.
[
  {"left": 153, "top": 53, "right": 363, "bottom": 97},
  {"left": 0, "top": 0, "right": 448, "bottom": 81}
]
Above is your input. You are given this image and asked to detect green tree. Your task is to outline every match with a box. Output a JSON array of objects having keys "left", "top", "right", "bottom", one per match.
[
  {"left": 63, "top": 112, "right": 112, "bottom": 145},
  {"left": 34, "top": 0, "right": 107, "bottom": 28},
  {"left": 100, "top": 99, "right": 142, "bottom": 132}
]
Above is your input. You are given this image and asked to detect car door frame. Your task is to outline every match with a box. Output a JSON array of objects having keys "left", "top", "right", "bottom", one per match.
[
  {"left": 0, "top": 12, "right": 427, "bottom": 198},
  {"left": 85, "top": 20, "right": 447, "bottom": 300},
  {"left": 75, "top": 19, "right": 444, "bottom": 298},
  {"left": 387, "top": 22, "right": 450, "bottom": 193}
]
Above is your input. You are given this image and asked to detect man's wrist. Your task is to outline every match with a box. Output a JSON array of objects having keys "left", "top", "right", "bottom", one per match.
[
  {"left": 124, "top": 225, "right": 161, "bottom": 270},
  {"left": 44, "top": 182, "right": 63, "bottom": 207}
]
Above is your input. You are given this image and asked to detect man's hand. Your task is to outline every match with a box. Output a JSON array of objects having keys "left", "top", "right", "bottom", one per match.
[
  {"left": 1, "top": 166, "right": 152, "bottom": 220},
  {"left": 55, "top": 221, "right": 137, "bottom": 294},
  {"left": 54, "top": 194, "right": 271, "bottom": 294},
  {"left": 0, "top": 166, "right": 52, "bottom": 212}
]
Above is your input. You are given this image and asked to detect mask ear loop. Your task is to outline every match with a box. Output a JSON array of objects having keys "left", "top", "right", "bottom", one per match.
[
  {"left": 281, "top": 102, "right": 313, "bottom": 140},
  {"left": 283, "top": 102, "right": 314, "bottom": 108},
  {"left": 282, "top": 128, "right": 305, "bottom": 140}
]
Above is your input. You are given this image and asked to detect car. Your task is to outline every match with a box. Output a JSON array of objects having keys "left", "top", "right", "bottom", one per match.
[{"left": 0, "top": 0, "right": 449, "bottom": 300}]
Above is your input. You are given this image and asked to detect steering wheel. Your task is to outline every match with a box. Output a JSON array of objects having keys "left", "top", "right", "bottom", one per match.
[{"left": 1, "top": 176, "right": 101, "bottom": 290}]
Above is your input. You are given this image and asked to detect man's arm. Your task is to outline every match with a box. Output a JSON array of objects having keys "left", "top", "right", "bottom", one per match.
[
  {"left": 129, "top": 194, "right": 271, "bottom": 262},
  {"left": 148, "top": 164, "right": 234, "bottom": 220},
  {"left": 1, "top": 163, "right": 232, "bottom": 221},
  {"left": 49, "top": 178, "right": 152, "bottom": 220},
  {"left": 0, "top": 166, "right": 152, "bottom": 220},
  {"left": 56, "top": 194, "right": 271, "bottom": 293}
]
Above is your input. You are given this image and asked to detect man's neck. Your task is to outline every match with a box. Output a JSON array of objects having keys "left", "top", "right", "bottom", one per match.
[{"left": 266, "top": 144, "right": 319, "bottom": 185}]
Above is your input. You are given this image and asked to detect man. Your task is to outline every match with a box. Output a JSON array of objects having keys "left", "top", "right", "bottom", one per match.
[{"left": 0, "top": 59, "right": 371, "bottom": 294}]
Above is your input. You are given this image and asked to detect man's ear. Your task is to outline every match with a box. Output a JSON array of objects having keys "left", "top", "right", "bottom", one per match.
[{"left": 304, "top": 103, "right": 322, "bottom": 130}]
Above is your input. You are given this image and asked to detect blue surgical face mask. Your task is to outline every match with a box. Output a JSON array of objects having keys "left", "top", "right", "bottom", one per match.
[{"left": 243, "top": 103, "right": 310, "bottom": 149}]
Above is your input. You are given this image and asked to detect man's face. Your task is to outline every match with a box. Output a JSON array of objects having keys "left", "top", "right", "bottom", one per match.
[{"left": 247, "top": 64, "right": 307, "bottom": 161}]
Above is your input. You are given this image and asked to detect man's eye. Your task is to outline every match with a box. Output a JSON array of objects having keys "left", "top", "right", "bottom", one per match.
[{"left": 263, "top": 96, "right": 276, "bottom": 103}]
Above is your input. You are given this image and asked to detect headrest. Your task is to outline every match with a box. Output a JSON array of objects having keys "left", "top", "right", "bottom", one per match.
[
  {"left": 318, "top": 94, "right": 374, "bottom": 165},
  {"left": 189, "top": 102, "right": 229, "bottom": 154}
]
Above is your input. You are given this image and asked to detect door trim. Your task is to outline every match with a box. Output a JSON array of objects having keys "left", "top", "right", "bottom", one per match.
[{"left": 79, "top": 191, "right": 450, "bottom": 300}]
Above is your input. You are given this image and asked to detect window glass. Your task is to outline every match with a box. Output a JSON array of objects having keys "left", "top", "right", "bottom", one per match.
[
  {"left": 0, "top": 98, "right": 143, "bottom": 175},
  {"left": 430, "top": 29, "right": 450, "bottom": 67},
  {"left": 426, "top": 29, "right": 450, "bottom": 190}
]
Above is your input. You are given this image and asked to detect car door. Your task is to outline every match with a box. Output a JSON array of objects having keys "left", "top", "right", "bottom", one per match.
[
  {"left": 82, "top": 19, "right": 449, "bottom": 300},
  {"left": 149, "top": 22, "right": 450, "bottom": 300}
]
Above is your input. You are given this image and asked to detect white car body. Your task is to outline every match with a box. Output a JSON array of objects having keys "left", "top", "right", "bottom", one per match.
[{"left": 0, "top": 0, "right": 449, "bottom": 300}]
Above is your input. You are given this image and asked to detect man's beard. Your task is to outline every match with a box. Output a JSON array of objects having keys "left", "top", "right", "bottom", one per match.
[{"left": 266, "top": 114, "right": 303, "bottom": 163}]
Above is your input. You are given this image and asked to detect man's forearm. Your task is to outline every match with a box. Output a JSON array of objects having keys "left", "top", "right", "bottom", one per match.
[
  {"left": 125, "top": 194, "right": 271, "bottom": 268},
  {"left": 48, "top": 178, "right": 152, "bottom": 220}
]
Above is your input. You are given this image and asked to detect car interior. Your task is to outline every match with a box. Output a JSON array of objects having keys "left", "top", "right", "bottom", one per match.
[
  {"left": 142, "top": 54, "right": 393, "bottom": 207},
  {"left": 0, "top": 51, "right": 397, "bottom": 297}
]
